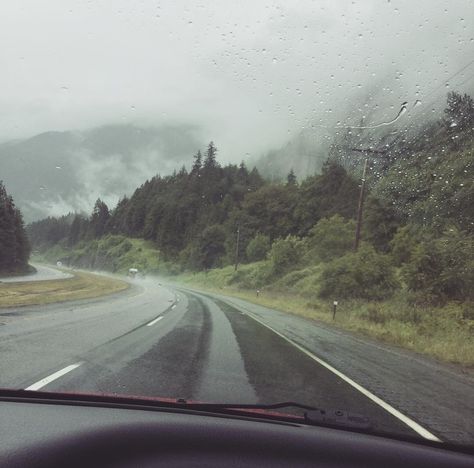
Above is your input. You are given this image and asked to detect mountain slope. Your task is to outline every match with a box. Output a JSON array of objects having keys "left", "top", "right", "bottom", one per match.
[{"left": 0, "top": 124, "right": 203, "bottom": 222}]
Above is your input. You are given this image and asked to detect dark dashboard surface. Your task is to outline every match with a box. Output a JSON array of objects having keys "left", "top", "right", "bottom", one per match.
[{"left": 1, "top": 396, "right": 472, "bottom": 467}]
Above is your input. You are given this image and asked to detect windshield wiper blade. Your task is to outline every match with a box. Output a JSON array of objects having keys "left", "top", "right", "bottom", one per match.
[
  {"left": 0, "top": 390, "right": 371, "bottom": 431},
  {"left": 175, "top": 400, "right": 317, "bottom": 411},
  {"left": 174, "top": 400, "right": 371, "bottom": 430}
]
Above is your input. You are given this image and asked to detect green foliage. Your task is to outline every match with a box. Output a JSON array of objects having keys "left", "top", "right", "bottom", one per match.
[
  {"left": 296, "top": 160, "right": 360, "bottom": 235},
  {"left": 269, "top": 235, "right": 304, "bottom": 275},
  {"left": 273, "top": 266, "right": 322, "bottom": 298},
  {"left": 227, "top": 261, "right": 273, "bottom": 288},
  {"left": 390, "top": 225, "right": 421, "bottom": 266},
  {"left": 189, "top": 224, "right": 227, "bottom": 270},
  {"left": 402, "top": 229, "right": 474, "bottom": 304},
  {"left": 374, "top": 141, "right": 474, "bottom": 234},
  {"left": 286, "top": 169, "right": 297, "bottom": 186},
  {"left": 246, "top": 233, "right": 271, "bottom": 262},
  {"left": 38, "top": 236, "right": 161, "bottom": 274},
  {"left": 241, "top": 184, "right": 298, "bottom": 241},
  {"left": 307, "top": 215, "right": 355, "bottom": 262},
  {"left": 89, "top": 199, "right": 110, "bottom": 239},
  {"left": 27, "top": 214, "right": 73, "bottom": 249},
  {"left": 444, "top": 91, "right": 474, "bottom": 132},
  {"left": 0, "top": 181, "right": 30, "bottom": 274},
  {"left": 363, "top": 196, "right": 401, "bottom": 252},
  {"left": 319, "top": 244, "right": 399, "bottom": 300}
]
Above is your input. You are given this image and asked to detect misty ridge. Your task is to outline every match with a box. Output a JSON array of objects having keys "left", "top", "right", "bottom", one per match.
[
  {"left": 0, "top": 124, "right": 204, "bottom": 222},
  {"left": 0, "top": 107, "right": 412, "bottom": 222},
  {"left": 1, "top": 79, "right": 473, "bottom": 224}
]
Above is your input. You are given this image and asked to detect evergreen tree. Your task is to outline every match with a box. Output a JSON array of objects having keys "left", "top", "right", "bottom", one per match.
[
  {"left": 286, "top": 169, "right": 297, "bottom": 186},
  {"left": 203, "top": 141, "right": 218, "bottom": 170},
  {"left": 191, "top": 150, "right": 202, "bottom": 175},
  {"left": 12, "top": 207, "right": 30, "bottom": 269},
  {"left": 237, "top": 161, "right": 249, "bottom": 183},
  {"left": 444, "top": 91, "right": 474, "bottom": 132},
  {"left": 68, "top": 215, "right": 85, "bottom": 246},
  {"left": 89, "top": 199, "right": 110, "bottom": 238},
  {"left": 0, "top": 181, "right": 30, "bottom": 274}
]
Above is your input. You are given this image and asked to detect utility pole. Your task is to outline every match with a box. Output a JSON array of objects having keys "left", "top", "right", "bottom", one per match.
[
  {"left": 354, "top": 158, "right": 368, "bottom": 251},
  {"left": 234, "top": 224, "right": 240, "bottom": 271}
]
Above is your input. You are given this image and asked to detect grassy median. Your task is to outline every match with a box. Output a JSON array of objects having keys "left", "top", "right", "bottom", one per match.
[{"left": 0, "top": 270, "right": 129, "bottom": 308}]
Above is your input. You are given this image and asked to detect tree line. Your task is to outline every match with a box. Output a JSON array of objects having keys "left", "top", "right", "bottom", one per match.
[
  {"left": 0, "top": 181, "right": 30, "bottom": 275},
  {"left": 28, "top": 143, "right": 360, "bottom": 268}
]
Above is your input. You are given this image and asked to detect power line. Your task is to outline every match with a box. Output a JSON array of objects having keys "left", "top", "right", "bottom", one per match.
[{"left": 420, "top": 57, "right": 474, "bottom": 110}]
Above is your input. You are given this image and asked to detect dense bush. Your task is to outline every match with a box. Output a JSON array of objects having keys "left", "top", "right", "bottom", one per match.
[
  {"left": 402, "top": 229, "right": 474, "bottom": 303},
  {"left": 110, "top": 238, "right": 133, "bottom": 256},
  {"left": 319, "top": 244, "right": 399, "bottom": 300},
  {"left": 390, "top": 225, "right": 420, "bottom": 266},
  {"left": 268, "top": 235, "right": 304, "bottom": 275},
  {"left": 246, "top": 233, "right": 271, "bottom": 262},
  {"left": 190, "top": 224, "right": 227, "bottom": 270},
  {"left": 306, "top": 215, "right": 355, "bottom": 262},
  {"left": 101, "top": 235, "right": 127, "bottom": 249}
]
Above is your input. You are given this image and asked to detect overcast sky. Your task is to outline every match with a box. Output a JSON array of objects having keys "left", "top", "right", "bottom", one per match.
[{"left": 1, "top": 0, "right": 473, "bottom": 160}]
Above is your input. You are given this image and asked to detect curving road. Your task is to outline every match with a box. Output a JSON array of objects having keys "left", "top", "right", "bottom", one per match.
[
  {"left": 0, "top": 274, "right": 472, "bottom": 446},
  {"left": 0, "top": 264, "right": 73, "bottom": 283}
]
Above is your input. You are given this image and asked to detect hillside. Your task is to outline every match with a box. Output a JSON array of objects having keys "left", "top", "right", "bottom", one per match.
[{"left": 0, "top": 124, "right": 203, "bottom": 222}]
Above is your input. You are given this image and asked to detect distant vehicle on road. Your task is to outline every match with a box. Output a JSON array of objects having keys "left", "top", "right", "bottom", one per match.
[{"left": 128, "top": 268, "right": 139, "bottom": 278}]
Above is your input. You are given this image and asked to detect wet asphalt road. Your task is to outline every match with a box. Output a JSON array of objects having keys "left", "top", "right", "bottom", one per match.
[
  {"left": 0, "top": 264, "right": 73, "bottom": 283},
  {"left": 0, "top": 277, "right": 473, "bottom": 445}
]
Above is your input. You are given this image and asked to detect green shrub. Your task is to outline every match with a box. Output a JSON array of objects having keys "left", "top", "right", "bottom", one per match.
[
  {"left": 307, "top": 214, "right": 355, "bottom": 262},
  {"left": 111, "top": 239, "right": 133, "bottom": 256},
  {"left": 402, "top": 229, "right": 474, "bottom": 303},
  {"left": 101, "top": 235, "right": 126, "bottom": 249},
  {"left": 319, "top": 244, "right": 399, "bottom": 300},
  {"left": 390, "top": 225, "right": 421, "bottom": 266},
  {"left": 246, "top": 233, "right": 271, "bottom": 262},
  {"left": 189, "top": 225, "right": 227, "bottom": 270},
  {"left": 269, "top": 235, "right": 304, "bottom": 275}
]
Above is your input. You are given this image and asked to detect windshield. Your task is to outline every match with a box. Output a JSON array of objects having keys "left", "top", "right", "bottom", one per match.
[{"left": 0, "top": 0, "right": 473, "bottom": 448}]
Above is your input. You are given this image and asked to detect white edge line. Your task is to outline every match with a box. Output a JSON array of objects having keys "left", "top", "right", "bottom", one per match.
[
  {"left": 243, "top": 310, "right": 441, "bottom": 442},
  {"left": 25, "top": 362, "right": 83, "bottom": 391},
  {"left": 146, "top": 316, "right": 163, "bottom": 327}
]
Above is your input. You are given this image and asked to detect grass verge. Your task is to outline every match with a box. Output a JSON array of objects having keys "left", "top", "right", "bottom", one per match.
[
  {"left": 0, "top": 270, "right": 129, "bottom": 308},
  {"left": 174, "top": 270, "right": 474, "bottom": 368}
]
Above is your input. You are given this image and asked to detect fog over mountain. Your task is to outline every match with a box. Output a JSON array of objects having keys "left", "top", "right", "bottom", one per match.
[
  {"left": 0, "top": 124, "right": 203, "bottom": 221},
  {"left": 1, "top": 0, "right": 473, "bottom": 218}
]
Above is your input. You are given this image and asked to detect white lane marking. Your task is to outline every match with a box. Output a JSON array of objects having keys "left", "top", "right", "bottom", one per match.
[
  {"left": 242, "top": 310, "right": 441, "bottom": 442},
  {"left": 171, "top": 304, "right": 176, "bottom": 310},
  {"left": 25, "top": 363, "right": 83, "bottom": 391},
  {"left": 146, "top": 316, "right": 163, "bottom": 326}
]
